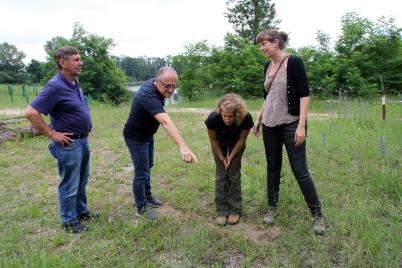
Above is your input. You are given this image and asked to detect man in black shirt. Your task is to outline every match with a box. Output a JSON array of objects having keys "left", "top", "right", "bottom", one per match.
[{"left": 123, "top": 67, "right": 197, "bottom": 220}]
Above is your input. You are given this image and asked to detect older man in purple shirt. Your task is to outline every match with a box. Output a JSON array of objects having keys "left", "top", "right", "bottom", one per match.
[{"left": 25, "top": 47, "right": 94, "bottom": 233}]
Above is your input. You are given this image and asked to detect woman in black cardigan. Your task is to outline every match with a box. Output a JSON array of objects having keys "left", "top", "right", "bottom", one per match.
[{"left": 252, "top": 29, "right": 325, "bottom": 235}]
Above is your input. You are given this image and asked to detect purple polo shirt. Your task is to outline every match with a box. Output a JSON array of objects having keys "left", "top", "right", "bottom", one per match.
[{"left": 30, "top": 72, "right": 92, "bottom": 134}]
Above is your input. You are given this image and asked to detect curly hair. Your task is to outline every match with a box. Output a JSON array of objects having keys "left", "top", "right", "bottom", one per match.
[{"left": 216, "top": 93, "right": 248, "bottom": 126}]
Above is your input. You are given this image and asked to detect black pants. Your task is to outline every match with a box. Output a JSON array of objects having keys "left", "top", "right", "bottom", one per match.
[{"left": 262, "top": 121, "right": 321, "bottom": 215}]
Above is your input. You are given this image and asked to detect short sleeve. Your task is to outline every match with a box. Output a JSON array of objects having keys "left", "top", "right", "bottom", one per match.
[
  {"left": 144, "top": 95, "right": 165, "bottom": 116},
  {"left": 205, "top": 111, "right": 218, "bottom": 130},
  {"left": 240, "top": 112, "right": 254, "bottom": 130},
  {"left": 30, "top": 83, "right": 59, "bottom": 115}
]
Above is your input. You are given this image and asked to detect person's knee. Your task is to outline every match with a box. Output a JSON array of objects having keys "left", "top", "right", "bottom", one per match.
[
  {"left": 59, "top": 184, "right": 79, "bottom": 198},
  {"left": 133, "top": 174, "right": 148, "bottom": 184},
  {"left": 293, "top": 167, "right": 310, "bottom": 182}
]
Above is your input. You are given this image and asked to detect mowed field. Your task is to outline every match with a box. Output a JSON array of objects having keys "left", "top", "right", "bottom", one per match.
[{"left": 0, "top": 85, "right": 401, "bottom": 267}]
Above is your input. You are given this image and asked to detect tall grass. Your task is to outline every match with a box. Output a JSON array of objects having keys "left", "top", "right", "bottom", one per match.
[{"left": 0, "top": 85, "right": 401, "bottom": 267}]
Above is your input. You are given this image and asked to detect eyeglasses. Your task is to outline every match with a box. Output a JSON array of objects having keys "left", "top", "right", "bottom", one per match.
[{"left": 158, "top": 80, "right": 177, "bottom": 90}]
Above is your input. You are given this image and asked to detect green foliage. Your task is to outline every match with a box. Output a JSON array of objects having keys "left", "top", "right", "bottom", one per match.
[
  {"left": 298, "top": 13, "right": 402, "bottom": 97},
  {"left": 175, "top": 9, "right": 401, "bottom": 99},
  {"left": 115, "top": 56, "right": 167, "bottom": 82},
  {"left": 225, "top": 0, "right": 280, "bottom": 44},
  {"left": 26, "top": 60, "right": 45, "bottom": 83},
  {"left": 172, "top": 35, "right": 266, "bottom": 101},
  {"left": 42, "top": 23, "right": 130, "bottom": 104},
  {"left": 334, "top": 13, "right": 402, "bottom": 96},
  {"left": 0, "top": 42, "right": 27, "bottom": 83},
  {"left": 172, "top": 41, "right": 212, "bottom": 101}
]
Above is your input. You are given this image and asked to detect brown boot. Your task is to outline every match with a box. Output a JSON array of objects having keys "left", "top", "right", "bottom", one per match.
[
  {"left": 216, "top": 216, "right": 227, "bottom": 226},
  {"left": 227, "top": 214, "right": 240, "bottom": 225}
]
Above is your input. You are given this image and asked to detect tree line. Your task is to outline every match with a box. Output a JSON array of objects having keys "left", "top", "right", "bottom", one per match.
[
  {"left": 1, "top": 0, "right": 401, "bottom": 103},
  {"left": 171, "top": 1, "right": 402, "bottom": 100}
]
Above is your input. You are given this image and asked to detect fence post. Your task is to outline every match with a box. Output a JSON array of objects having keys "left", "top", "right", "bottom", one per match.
[
  {"left": 8, "top": 85, "right": 14, "bottom": 102},
  {"left": 380, "top": 75, "right": 386, "bottom": 121}
]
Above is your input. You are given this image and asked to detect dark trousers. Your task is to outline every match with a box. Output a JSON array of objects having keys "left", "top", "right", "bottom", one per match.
[
  {"left": 213, "top": 144, "right": 245, "bottom": 216},
  {"left": 262, "top": 121, "right": 321, "bottom": 215},
  {"left": 124, "top": 137, "right": 154, "bottom": 209}
]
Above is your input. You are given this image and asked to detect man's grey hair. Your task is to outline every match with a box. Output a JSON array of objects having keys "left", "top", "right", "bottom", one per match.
[
  {"left": 155, "top": 66, "right": 178, "bottom": 79},
  {"left": 54, "top": 46, "right": 79, "bottom": 69}
]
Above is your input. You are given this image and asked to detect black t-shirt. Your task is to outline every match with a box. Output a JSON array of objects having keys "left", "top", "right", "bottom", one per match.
[
  {"left": 205, "top": 111, "right": 254, "bottom": 145},
  {"left": 123, "top": 79, "right": 165, "bottom": 141}
]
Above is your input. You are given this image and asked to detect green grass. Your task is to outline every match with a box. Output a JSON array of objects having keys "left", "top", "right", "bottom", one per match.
[{"left": 0, "top": 86, "right": 401, "bottom": 267}]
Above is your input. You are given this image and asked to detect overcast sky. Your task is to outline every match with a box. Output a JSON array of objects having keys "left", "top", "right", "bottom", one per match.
[{"left": 1, "top": 0, "right": 401, "bottom": 63}]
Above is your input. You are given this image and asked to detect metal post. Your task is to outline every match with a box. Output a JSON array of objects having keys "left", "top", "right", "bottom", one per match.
[{"left": 380, "top": 75, "right": 386, "bottom": 121}]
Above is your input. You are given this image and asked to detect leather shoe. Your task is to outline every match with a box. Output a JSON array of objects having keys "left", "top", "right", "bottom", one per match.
[
  {"left": 77, "top": 211, "right": 99, "bottom": 221},
  {"left": 147, "top": 196, "right": 163, "bottom": 208}
]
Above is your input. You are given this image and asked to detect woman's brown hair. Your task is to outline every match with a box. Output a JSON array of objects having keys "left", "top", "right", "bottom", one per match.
[
  {"left": 256, "top": 29, "right": 288, "bottom": 50},
  {"left": 216, "top": 93, "right": 248, "bottom": 126}
]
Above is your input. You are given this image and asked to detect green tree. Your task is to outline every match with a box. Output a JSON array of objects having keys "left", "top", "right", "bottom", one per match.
[
  {"left": 0, "top": 42, "right": 27, "bottom": 83},
  {"left": 43, "top": 23, "right": 130, "bottom": 104},
  {"left": 172, "top": 41, "right": 211, "bottom": 101},
  {"left": 206, "top": 34, "right": 266, "bottom": 97},
  {"left": 334, "top": 13, "right": 402, "bottom": 96},
  {"left": 225, "top": 0, "right": 280, "bottom": 44},
  {"left": 115, "top": 56, "right": 168, "bottom": 82},
  {"left": 26, "top": 59, "right": 45, "bottom": 83},
  {"left": 172, "top": 35, "right": 266, "bottom": 101},
  {"left": 298, "top": 31, "right": 337, "bottom": 97}
]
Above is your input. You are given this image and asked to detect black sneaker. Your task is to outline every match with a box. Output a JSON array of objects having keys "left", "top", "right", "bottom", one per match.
[
  {"left": 147, "top": 196, "right": 163, "bottom": 208},
  {"left": 62, "top": 221, "right": 88, "bottom": 233},
  {"left": 77, "top": 211, "right": 100, "bottom": 221},
  {"left": 136, "top": 206, "right": 158, "bottom": 220}
]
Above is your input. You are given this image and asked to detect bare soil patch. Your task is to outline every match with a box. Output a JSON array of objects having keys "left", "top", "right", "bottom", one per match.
[{"left": 0, "top": 108, "right": 24, "bottom": 116}]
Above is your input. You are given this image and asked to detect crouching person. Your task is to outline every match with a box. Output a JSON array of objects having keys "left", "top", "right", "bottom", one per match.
[{"left": 205, "top": 93, "right": 254, "bottom": 226}]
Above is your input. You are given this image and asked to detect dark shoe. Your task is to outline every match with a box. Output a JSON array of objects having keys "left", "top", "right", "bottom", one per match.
[
  {"left": 147, "top": 196, "right": 163, "bottom": 208},
  {"left": 263, "top": 206, "right": 276, "bottom": 225},
  {"left": 313, "top": 214, "right": 326, "bottom": 235},
  {"left": 62, "top": 220, "right": 88, "bottom": 233},
  {"left": 136, "top": 206, "right": 158, "bottom": 220},
  {"left": 77, "top": 211, "right": 100, "bottom": 221}
]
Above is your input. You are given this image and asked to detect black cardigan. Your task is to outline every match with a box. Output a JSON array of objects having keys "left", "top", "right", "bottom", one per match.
[{"left": 263, "top": 55, "right": 310, "bottom": 116}]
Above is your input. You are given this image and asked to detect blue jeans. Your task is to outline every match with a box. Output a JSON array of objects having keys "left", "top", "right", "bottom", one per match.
[
  {"left": 262, "top": 121, "right": 321, "bottom": 215},
  {"left": 124, "top": 137, "right": 154, "bottom": 208},
  {"left": 48, "top": 139, "right": 90, "bottom": 224}
]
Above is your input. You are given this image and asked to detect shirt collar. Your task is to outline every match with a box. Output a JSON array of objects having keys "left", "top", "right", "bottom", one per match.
[{"left": 58, "top": 71, "right": 80, "bottom": 89}]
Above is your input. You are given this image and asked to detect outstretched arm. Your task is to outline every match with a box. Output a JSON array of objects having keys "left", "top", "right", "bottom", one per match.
[{"left": 154, "top": 112, "right": 197, "bottom": 163}]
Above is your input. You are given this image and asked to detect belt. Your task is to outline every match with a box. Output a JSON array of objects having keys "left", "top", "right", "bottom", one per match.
[{"left": 70, "top": 133, "right": 89, "bottom": 139}]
